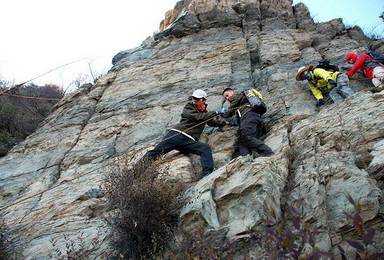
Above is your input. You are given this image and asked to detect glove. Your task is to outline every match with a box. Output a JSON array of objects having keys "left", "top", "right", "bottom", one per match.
[
  {"left": 216, "top": 108, "right": 227, "bottom": 114},
  {"left": 316, "top": 99, "right": 324, "bottom": 108},
  {"left": 228, "top": 121, "right": 237, "bottom": 126},
  {"left": 328, "top": 79, "right": 336, "bottom": 85}
]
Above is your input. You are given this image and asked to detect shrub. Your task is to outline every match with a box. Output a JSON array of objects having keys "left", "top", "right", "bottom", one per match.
[
  {"left": 0, "top": 225, "right": 11, "bottom": 260},
  {"left": 253, "top": 200, "right": 332, "bottom": 260},
  {"left": 103, "top": 158, "right": 185, "bottom": 259},
  {"left": 337, "top": 195, "right": 384, "bottom": 260},
  {"left": 0, "top": 221, "right": 18, "bottom": 260},
  {"left": 165, "top": 222, "right": 234, "bottom": 260}
]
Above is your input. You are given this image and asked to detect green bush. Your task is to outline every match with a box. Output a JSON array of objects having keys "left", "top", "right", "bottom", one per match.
[{"left": 103, "top": 158, "right": 185, "bottom": 259}]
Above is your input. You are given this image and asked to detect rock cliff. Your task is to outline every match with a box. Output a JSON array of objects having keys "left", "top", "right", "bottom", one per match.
[{"left": 1, "top": 0, "right": 383, "bottom": 258}]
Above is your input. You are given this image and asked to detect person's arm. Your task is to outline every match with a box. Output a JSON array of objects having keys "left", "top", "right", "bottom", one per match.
[
  {"left": 309, "top": 82, "right": 323, "bottom": 101},
  {"left": 207, "top": 117, "right": 229, "bottom": 127},
  {"left": 347, "top": 54, "right": 369, "bottom": 77},
  {"left": 313, "top": 69, "right": 337, "bottom": 89}
]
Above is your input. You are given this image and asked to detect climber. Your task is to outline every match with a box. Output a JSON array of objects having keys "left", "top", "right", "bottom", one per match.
[
  {"left": 140, "top": 89, "right": 233, "bottom": 179},
  {"left": 221, "top": 87, "right": 274, "bottom": 158},
  {"left": 296, "top": 65, "right": 354, "bottom": 108},
  {"left": 345, "top": 52, "right": 384, "bottom": 89}
]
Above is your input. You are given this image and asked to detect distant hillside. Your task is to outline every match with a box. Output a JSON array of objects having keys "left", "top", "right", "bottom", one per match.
[{"left": 0, "top": 83, "right": 64, "bottom": 156}]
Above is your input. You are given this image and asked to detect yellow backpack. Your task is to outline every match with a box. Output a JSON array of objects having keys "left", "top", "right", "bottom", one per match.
[{"left": 243, "top": 89, "right": 267, "bottom": 115}]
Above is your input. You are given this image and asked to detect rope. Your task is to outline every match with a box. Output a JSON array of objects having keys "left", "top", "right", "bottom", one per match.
[
  {"left": 1, "top": 93, "right": 82, "bottom": 102},
  {"left": 349, "top": 78, "right": 372, "bottom": 82},
  {"left": 0, "top": 88, "right": 322, "bottom": 211},
  {"left": 2, "top": 93, "right": 65, "bottom": 101},
  {"left": 0, "top": 57, "right": 89, "bottom": 97}
]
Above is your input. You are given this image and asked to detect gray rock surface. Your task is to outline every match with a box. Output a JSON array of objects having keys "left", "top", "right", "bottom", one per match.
[{"left": 1, "top": 0, "right": 383, "bottom": 258}]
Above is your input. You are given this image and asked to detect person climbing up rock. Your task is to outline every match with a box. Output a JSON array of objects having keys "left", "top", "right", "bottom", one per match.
[
  {"left": 296, "top": 65, "right": 354, "bottom": 108},
  {"left": 346, "top": 51, "right": 384, "bottom": 89},
  {"left": 140, "top": 89, "right": 234, "bottom": 179},
  {"left": 221, "top": 87, "right": 273, "bottom": 158}
]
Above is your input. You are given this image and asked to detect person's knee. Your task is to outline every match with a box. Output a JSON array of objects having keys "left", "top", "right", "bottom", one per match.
[
  {"left": 337, "top": 73, "right": 349, "bottom": 84},
  {"left": 241, "top": 133, "right": 263, "bottom": 145},
  {"left": 200, "top": 142, "right": 211, "bottom": 150},
  {"left": 193, "top": 142, "right": 212, "bottom": 155},
  {"left": 240, "top": 135, "right": 249, "bottom": 144},
  {"left": 203, "top": 145, "right": 212, "bottom": 155}
]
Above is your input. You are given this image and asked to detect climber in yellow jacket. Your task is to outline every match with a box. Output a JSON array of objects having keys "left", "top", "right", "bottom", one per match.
[{"left": 296, "top": 65, "right": 354, "bottom": 108}]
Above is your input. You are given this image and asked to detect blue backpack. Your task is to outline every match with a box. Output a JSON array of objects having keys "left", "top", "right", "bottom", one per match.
[{"left": 367, "top": 50, "right": 384, "bottom": 63}]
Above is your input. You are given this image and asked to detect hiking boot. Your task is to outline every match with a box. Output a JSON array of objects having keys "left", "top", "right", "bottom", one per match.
[
  {"left": 254, "top": 152, "right": 274, "bottom": 158},
  {"left": 201, "top": 171, "right": 212, "bottom": 179}
]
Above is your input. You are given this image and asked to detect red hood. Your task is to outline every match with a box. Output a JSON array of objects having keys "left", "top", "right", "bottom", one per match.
[{"left": 346, "top": 53, "right": 358, "bottom": 64}]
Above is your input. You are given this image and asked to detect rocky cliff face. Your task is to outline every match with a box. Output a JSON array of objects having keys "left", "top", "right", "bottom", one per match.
[{"left": 1, "top": 0, "right": 383, "bottom": 258}]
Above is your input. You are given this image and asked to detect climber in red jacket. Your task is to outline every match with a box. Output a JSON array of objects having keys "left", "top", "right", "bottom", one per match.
[{"left": 346, "top": 52, "right": 384, "bottom": 88}]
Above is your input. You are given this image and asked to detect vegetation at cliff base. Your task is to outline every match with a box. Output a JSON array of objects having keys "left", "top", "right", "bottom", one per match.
[{"left": 103, "top": 158, "right": 186, "bottom": 259}]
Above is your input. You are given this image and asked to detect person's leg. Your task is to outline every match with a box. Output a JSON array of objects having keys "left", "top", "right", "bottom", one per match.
[
  {"left": 240, "top": 112, "right": 273, "bottom": 156},
  {"left": 238, "top": 138, "right": 252, "bottom": 156},
  {"left": 329, "top": 87, "right": 344, "bottom": 103},
  {"left": 372, "top": 66, "right": 384, "bottom": 88},
  {"left": 142, "top": 131, "right": 181, "bottom": 162},
  {"left": 179, "top": 141, "right": 214, "bottom": 178},
  {"left": 336, "top": 73, "right": 354, "bottom": 99}
]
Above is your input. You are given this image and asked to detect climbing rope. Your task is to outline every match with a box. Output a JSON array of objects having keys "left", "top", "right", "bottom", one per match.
[
  {"left": 2, "top": 93, "right": 65, "bottom": 101},
  {"left": 0, "top": 57, "right": 89, "bottom": 97},
  {"left": 1, "top": 93, "right": 81, "bottom": 102}
]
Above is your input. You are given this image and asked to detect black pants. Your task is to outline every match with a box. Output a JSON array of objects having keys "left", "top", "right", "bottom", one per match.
[
  {"left": 142, "top": 130, "right": 214, "bottom": 178},
  {"left": 239, "top": 111, "right": 273, "bottom": 156}
]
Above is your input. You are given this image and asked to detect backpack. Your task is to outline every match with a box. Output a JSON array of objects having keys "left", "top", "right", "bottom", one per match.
[
  {"left": 244, "top": 89, "right": 267, "bottom": 115},
  {"left": 367, "top": 50, "right": 384, "bottom": 63},
  {"left": 315, "top": 59, "right": 339, "bottom": 72}
]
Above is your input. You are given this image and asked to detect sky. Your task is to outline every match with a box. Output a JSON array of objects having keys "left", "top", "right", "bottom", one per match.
[
  {"left": 0, "top": 0, "right": 177, "bottom": 91},
  {"left": 1, "top": 0, "right": 383, "bottom": 93},
  {"left": 292, "top": 0, "right": 384, "bottom": 35}
]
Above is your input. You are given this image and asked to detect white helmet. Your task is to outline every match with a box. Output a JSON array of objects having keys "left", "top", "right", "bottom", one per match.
[{"left": 191, "top": 89, "right": 207, "bottom": 99}]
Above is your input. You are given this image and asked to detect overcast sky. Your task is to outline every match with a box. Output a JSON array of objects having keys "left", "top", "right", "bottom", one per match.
[{"left": 1, "top": 0, "right": 383, "bottom": 92}]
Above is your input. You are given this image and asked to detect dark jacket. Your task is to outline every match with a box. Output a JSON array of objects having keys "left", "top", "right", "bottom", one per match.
[
  {"left": 172, "top": 102, "right": 226, "bottom": 141},
  {"left": 224, "top": 91, "right": 253, "bottom": 122}
]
